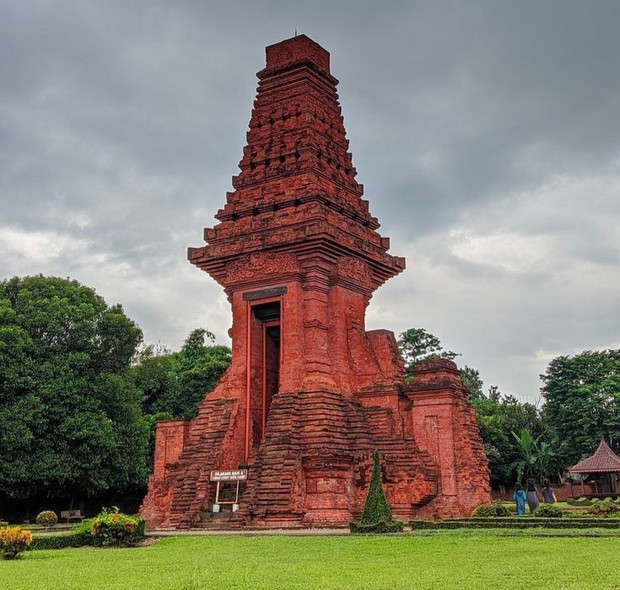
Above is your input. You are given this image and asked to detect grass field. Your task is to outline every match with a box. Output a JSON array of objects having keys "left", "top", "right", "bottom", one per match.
[{"left": 2, "top": 531, "right": 620, "bottom": 590}]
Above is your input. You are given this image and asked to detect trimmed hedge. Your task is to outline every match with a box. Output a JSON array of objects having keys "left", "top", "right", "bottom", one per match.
[
  {"left": 567, "top": 497, "right": 593, "bottom": 507},
  {"left": 30, "top": 532, "right": 92, "bottom": 550},
  {"left": 351, "top": 450, "right": 403, "bottom": 534},
  {"left": 533, "top": 504, "right": 564, "bottom": 518},
  {"left": 360, "top": 450, "right": 393, "bottom": 524},
  {"left": 350, "top": 520, "right": 404, "bottom": 534},
  {"left": 410, "top": 518, "right": 620, "bottom": 530},
  {"left": 472, "top": 502, "right": 512, "bottom": 517}
]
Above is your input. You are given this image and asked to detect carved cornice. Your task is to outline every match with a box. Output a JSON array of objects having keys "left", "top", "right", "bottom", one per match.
[
  {"left": 225, "top": 252, "right": 300, "bottom": 285},
  {"left": 331, "top": 257, "right": 373, "bottom": 292}
]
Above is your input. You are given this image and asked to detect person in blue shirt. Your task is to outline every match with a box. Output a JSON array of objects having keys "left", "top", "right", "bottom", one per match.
[{"left": 513, "top": 482, "right": 527, "bottom": 515}]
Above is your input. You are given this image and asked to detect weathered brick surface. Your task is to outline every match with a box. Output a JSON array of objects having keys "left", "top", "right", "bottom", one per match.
[
  {"left": 406, "top": 360, "right": 491, "bottom": 517},
  {"left": 141, "top": 35, "right": 490, "bottom": 529}
]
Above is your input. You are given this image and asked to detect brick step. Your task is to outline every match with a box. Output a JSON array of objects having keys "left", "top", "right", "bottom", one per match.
[
  {"left": 194, "top": 511, "right": 244, "bottom": 530},
  {"left": 160, "top": 398, "right": 237, "bottom": 526}
]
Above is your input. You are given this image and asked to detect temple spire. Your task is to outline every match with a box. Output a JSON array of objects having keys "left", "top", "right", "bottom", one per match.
[{"left": 189, "top": 34, "right": 404, "bottom": 289}]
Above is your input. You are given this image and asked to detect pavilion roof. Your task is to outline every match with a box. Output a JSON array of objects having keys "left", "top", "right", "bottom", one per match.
[{"left": 569, "top": 439, "right": 620, "bottom": 474}]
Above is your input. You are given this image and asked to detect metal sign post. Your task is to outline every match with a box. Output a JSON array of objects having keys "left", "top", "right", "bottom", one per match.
[{"left": 210, "top": 470, "right": 248, "bottom": 513}]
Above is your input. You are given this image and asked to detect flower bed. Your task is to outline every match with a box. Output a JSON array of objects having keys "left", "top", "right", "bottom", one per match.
[{"left": 0, "top": 526, "right": 33, "bottom": 559}]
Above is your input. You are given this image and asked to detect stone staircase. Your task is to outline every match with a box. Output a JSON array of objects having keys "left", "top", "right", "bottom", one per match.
[
  {"left": 236, "top": 392, "right": 306, "bottom": 527},
  {"left": 160, "top": 398, "right": 235, "bottom": 529},
  {"left": 154, "top": 388, "right": 441, "bottom": 529},
  {"left": 359, "top": 405, "right": 438, "bottom": 519},
  {"left": 229, "top": 390, "right": 439, "bottom": 527},
  {"left": 194, "top": 509, "right": 244, "bottom": 530}
]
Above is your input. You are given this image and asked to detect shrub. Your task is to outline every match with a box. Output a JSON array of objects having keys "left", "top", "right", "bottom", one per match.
[
  {"left": 75, "top": 518, "right": 96, "bottom": 535},
  {"left": 350, "top": 450, "right": 403, "bottom": 534},
  {"left": 471, "top": 501, "right": 511, "bottom": 518},
  {"left": 36, "top": 510, "right": 58, "bottom": 528},
  {"left": 0, "top": 526, "right": 33, "bottom": 559},
  {"left": 504, "top": 503, "right": 517, "bottom": 514},
  {"left": 360, "top": 450, "right": 393, "bottom": 524},
  {"left": 567, "top": 497, "right": 592, "bottom": 507},
  {"left": 90, "top": 508, "right": 145, "bottom": 547},
  {"left": 567, "top": 509, "right": 590, "bottom": 519},
  {"left": 534, "top": 504, "right": 564, "bottom": 518},
  {"left": 588, "top": 498, "right": 619, "bottom": 517}
]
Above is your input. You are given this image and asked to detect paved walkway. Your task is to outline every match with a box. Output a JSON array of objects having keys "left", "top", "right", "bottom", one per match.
[{"left": 149, "top": 528, "right": 351, "bottom": 536}]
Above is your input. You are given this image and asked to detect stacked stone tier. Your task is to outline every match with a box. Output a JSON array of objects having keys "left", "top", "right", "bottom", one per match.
[
  {"left": 230, "top": 390, "right": 439, "bottom": 528},
  {"left": 158, "top": 398, "right": 236, "bottom": 529},
  {"left": 234, "top": 57, "right": 359, "bottom": 197},
  {"left": 189, "top": 33, "right": 403, "bottom": 291}
]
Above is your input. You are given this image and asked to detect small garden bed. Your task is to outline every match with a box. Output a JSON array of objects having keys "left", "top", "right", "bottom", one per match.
[{"left": 1, "top": 508, "right": 145, "bottom": 558}]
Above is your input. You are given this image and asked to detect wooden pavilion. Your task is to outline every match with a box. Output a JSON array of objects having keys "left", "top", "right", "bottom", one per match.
[{"left": 569, "top": 439, "right": 620, "bottom": 498}]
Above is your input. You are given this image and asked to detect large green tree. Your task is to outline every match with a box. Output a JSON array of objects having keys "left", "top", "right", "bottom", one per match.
[
  {"left": 0, "top": 276, "right": 150, "bottom": 501},
  {"left": 131, "top": 328, "right": 231, "bottom": 420},
  {"left": 541, "top": 350, "right": 620, "bottom": 467},
  {"left": 510, "top": 428, "right": 556, "bottom": 482}
]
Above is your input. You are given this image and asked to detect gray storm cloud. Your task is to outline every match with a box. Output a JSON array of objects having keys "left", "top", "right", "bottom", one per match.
[{"left": 2, "top": 0, "right": 619, "bottom": 400}]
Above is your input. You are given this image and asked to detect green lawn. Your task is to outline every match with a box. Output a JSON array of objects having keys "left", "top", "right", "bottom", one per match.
[{"left": 2, "top": 531, "right": 620, "bottom": 590}]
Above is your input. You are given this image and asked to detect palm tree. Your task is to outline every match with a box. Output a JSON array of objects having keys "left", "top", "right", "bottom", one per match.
[{"left": 511, "top": 429, "right": 556, "bottom": 481}]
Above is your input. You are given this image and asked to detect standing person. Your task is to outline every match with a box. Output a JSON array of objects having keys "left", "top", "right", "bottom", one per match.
[
  {"left": 526, "top": 478, "right": 540, "bottom": 513},
  {"left": 514, "top": 482, "right": 527, "bottom": 516},
  {"left": 542, "top": 479, "right": 557, "bottom": 503}
]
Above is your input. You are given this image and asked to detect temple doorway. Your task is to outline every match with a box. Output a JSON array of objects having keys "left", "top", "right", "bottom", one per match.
[{"left": 246, "top": 299, "right": 281, "bottom": 459}]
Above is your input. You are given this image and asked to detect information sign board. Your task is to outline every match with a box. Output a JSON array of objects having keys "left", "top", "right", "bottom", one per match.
[{"left": 210, "top": 469, "right": 248, "bottom": 482}]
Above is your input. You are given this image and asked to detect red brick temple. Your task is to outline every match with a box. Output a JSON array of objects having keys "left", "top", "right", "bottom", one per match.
[{"left": 141, "top": 35, "right": 490, "bottom": 529}]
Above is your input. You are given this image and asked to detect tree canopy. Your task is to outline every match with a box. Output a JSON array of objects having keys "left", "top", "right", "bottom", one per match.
[
  {"left": 541, "top": 350, "right": 620, "bottom": 467},
  {"left": 0, "top": 275, "right": 150, "bottom": 500},
  {"left": 130, "top": 328, "right": 231, "bottom": 420},
  {"left": 470, "top": 388, "right": 549, "bottom": 486},
  {"left": 397, "top": 328, "right": 458, "bottom": 374}
]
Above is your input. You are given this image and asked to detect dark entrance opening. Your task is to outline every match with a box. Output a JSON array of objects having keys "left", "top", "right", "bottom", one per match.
[{"left": 246, "top": 300, "right": 281, "bottom": 459}]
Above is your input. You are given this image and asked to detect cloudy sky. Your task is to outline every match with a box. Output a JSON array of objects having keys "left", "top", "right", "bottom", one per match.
[{"left": 2, "top": 0, "right": 619, "bottom": 402}]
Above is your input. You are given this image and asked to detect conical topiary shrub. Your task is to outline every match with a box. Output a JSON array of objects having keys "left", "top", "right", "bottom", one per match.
[
  {"left": 350, "top": 449, "right": 403, "bottom": 533},
  {"left": 360, "top": 449, "right": 393, "bottom": 524}
]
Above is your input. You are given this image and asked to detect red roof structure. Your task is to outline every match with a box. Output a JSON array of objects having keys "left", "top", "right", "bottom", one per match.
[{"left": 570, "top": 439, "right": 620, "bottom": 474}]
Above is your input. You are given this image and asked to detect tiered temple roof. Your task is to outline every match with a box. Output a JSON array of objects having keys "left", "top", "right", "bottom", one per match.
[
  {"left": 188, "top": 34, "right": 404, "bottom": 292},
  {"left": 570, "top": 439, "right": 620, "bottom": 474}
]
